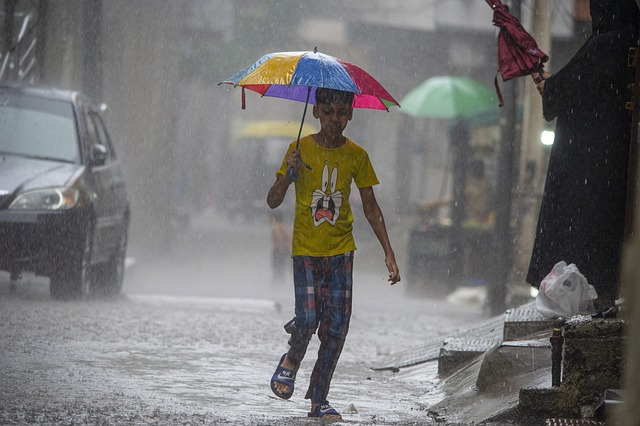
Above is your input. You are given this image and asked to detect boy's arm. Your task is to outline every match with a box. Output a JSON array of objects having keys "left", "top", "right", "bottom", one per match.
[
  {"left": 359, "top": 186, "right": 401, "bottom": 285},
  {"left": 267, "top": 148, "right": 301, "bottom": 209},
  {"left": 267, "top": 174, "right": 291, "bottom": 209}
]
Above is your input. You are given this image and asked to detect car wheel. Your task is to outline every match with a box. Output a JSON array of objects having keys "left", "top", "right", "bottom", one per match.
[
  {"left": 50, "top": 225, "right": 93, "bottom": 300},
  {"left": 94, "top": 225, "right": 127, "bottom": 297}
]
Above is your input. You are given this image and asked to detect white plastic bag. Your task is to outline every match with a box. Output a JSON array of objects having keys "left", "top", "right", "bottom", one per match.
[{"left": 535, "top": 261, "right": 598, "bottom": 319}]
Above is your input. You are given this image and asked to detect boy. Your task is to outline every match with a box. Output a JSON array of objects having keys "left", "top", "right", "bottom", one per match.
[{"left": 267, "top": 87, "right": 400, "bottom": 420}]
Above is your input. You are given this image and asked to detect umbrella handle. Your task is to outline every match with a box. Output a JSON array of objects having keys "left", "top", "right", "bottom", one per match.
[
  {"left": 532, "top": 64, "right": 546, "bottom": 84},
  {"left": 288, "top": 159, "right": 312, "bottom": 182},
  {"left": 494, "top": 73, "right": 505, "bottom": 108}
]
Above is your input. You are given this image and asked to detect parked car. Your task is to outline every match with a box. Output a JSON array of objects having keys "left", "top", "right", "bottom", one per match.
[{"left": 0, "top": 84, "right": 130, "bottom": 299}]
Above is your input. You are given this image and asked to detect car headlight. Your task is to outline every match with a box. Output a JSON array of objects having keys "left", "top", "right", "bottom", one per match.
[{"left": 9, "top": 188, "right": 79, "bottom": 211}]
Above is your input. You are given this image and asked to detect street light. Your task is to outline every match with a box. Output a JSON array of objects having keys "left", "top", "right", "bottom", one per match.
[{"left": 541, "top": 130, "right": 555, "bottom": 146}]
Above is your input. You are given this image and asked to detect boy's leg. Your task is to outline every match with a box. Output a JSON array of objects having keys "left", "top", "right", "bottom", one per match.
[
  {"left": 272, "top": 256, "right": 319, "bottom": 398},
  {"left": 286, "top": 256, "right": 322, "bottom": 367},
  {"left": 305, "top": 252, "right": 353, "bottom": 404}
]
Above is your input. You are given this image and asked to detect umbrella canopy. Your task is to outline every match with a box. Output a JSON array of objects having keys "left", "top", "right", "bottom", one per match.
[
  {"left": 399, "top": 76, "right": 497, "bottom": 119},
  {"left": 237, "top": 120, "right": 318, "bottom": 139},
  {"left": 220, "top": 49, "right": 399, "bottom": 111},
  {"left": 485, "top": 0, "right": 549, "bottom": 106}
]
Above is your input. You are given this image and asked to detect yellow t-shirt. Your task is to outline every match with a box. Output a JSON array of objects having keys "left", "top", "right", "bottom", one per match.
[{"left": 277, "top": 135, "right": 379, "bottom": 257}]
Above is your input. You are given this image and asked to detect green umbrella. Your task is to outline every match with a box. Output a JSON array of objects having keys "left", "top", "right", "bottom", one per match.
[{"left": 400, "top": 76, "right": 498, "bottom": 119}]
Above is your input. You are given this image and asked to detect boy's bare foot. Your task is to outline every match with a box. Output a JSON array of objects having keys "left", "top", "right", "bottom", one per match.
[
  {"left": 273, "top": 355, "right": 296, "bottom": 396},
  {"left": 309, "top": 402, "right": 342, "bottom": 420},
  {"left": 270, "top": 353, "right": 298, "bottom": 400}
]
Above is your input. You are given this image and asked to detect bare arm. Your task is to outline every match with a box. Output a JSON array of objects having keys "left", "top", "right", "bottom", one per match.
[
  {"left": 267, "top": 174, "right": 292, "bottom": 209},
  {"left": 359, "top": 186, "right": 401, "bottom": 285},
  {"left": 267, "top": 148, "right": 302, "bottom": 209}
]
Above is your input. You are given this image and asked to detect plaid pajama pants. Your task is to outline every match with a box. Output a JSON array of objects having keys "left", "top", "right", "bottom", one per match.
[{"left": 286, "top": 251, "right": 353, "bottom": 403}]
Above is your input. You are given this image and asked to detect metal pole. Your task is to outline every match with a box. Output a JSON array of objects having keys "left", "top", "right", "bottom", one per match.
[
  {"left": 449, "top": 120, "right": 470, "bottom": 290},
  {"left": 487, "top": 0, "right": 522, "bottom": 316},
  {"left": 514, "top": 0, "right": 553, "bottom": 279},
  {"left": 620, "top": 21, "right": 640, "bottom": 426},
  {"left": 2, "top": 0, "right": 18, "bottom": 81},
  {"left": 82, "top": 0, "right": 103, "bottom": 101},
  {"left": 550, "top": 319, "right": 565, "bottom": 387}
]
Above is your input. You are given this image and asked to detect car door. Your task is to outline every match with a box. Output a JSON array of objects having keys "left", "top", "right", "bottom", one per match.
[{"left": 80, "top": 101, "right": 128, "bottom": 263}]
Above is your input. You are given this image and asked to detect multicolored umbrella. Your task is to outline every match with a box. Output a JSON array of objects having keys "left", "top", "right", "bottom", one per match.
[
  {"left": 220, "top": 48, "right": 399, "bottom": 113},
  {"left": 400, "top": 76, "right": 497, "bottom": 119},
  {"left": 221, "top": 48, "right": 399, "bottom": 179},
  {"left": 485, "top": 0, "right": 549, "bottom": 106}
]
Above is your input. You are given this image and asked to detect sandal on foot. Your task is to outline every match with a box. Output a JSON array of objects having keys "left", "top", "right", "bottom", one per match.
[
  {"left": 308, "top": 401, "right": 342, "bottom": 420},
  {"left": 270, "top": 353, "right": 295, "bottom": 399}
]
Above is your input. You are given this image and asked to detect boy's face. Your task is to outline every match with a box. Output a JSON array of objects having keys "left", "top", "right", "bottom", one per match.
[{"left": 313, "top": 101, "right": 353, "bottom": 139}]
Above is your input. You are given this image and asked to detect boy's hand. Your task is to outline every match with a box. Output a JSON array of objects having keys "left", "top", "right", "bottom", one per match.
[
  {"left": 386, "top": 254, "right": 401, "bottom": 285},
  {"left": 286, "top": 149, "right": 302, "bottom": 174}
]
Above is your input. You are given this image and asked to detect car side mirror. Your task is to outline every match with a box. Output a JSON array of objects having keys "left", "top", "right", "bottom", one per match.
[{"left": 91, "top": 143, "right": 108, "bottom": 166}]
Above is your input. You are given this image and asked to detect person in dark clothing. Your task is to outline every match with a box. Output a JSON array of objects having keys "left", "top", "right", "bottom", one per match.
[{"left": 527, "top": 0, "right": 639, "bottom": 311}]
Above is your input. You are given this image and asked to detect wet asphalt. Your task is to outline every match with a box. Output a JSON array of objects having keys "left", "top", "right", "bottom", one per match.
[{"left": 0, "top": 212, "right": 486, "bottom": 425}]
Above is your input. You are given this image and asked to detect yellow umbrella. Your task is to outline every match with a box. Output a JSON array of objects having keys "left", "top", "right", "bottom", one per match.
[{"left": 237, "top": 120, "right": 318, "bottom": 140}]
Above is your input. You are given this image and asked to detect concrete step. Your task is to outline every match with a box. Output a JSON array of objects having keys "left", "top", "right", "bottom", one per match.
[
  {"left": 436, "top": 314, "right": 504, "bottom": 375},
  {"left": 373, "top": 301, "right": 554, "bottom": 372},
  {"left": 476, "top": 338, "right": 552, "bottom": 393},
  {"left": 438, "top": 335, "right": 501, "bottom": 375},
  {"left": 372, "top": 313, "right": 504, "bottom": 371},
  {"left": 371, "top": 338, "right": 442, "bottom": 371},
  {"left": 503, "top": 301, "right": 556, "bottom": 341}
]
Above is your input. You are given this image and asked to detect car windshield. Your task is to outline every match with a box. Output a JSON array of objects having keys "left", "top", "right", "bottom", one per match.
[{"left": 0, "top": 93, "right": 79, "bottom": 162}]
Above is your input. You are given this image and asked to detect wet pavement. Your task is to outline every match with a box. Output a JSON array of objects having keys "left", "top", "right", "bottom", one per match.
[{"left": 0, "top": 213, "right": 487, "bottom": 425}]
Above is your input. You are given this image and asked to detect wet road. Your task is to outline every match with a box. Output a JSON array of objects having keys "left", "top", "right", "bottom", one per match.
[{"left": 0, "top": 213, "right": 485, "bottom": 425}]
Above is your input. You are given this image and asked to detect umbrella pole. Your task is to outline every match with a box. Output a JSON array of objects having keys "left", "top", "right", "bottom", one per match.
[
  {"left": 289, "top": 86, "right": 313, "bottom": 181},
  {"left": 295, "top": 86, "right": 312, "bottom": 150}
]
